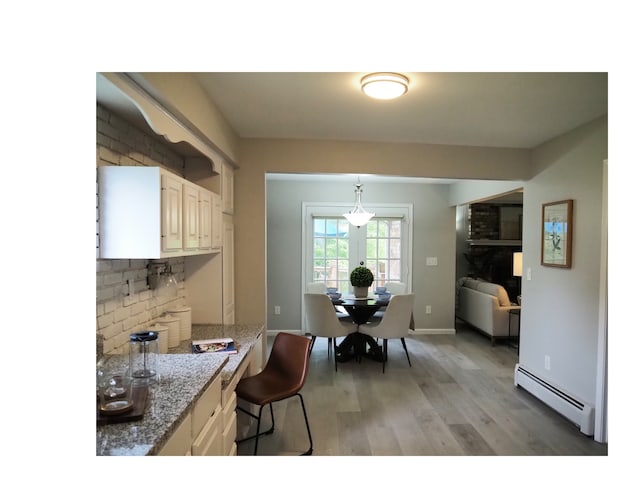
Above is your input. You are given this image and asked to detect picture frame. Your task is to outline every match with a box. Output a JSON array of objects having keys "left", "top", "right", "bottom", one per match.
[{"left": 541, "top": 199, "right": 573, "bottom": 268}]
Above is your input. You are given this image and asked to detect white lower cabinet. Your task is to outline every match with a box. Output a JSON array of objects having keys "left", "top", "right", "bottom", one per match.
[
  {"left": 158, "top": 413, "right": 192, "bottom": 456},
  {"left": 222, "top": 392, "right": 237, "bottom": 455},
  {"left": 156, "top": 339, "right": 264, "bottom": 456},
  {"left": 192, "top": 408, "right": 223, "bottom": 455},
  {"left": 191, "top": 374, "right": 222, "bottom": 456}
]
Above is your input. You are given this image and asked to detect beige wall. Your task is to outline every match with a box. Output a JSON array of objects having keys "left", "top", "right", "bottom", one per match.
[{"left": 520, "top": 114, "right": 607, "bottom": 403}]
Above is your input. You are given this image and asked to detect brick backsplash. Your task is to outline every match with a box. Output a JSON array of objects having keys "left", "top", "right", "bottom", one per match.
[{"left": 96, "top": 104, "right": 188, "bottom": 356}]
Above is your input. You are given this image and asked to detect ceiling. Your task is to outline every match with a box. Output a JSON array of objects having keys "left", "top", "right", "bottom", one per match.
[
  {"left": 193, "top": 72, "right": 607, "bottom": 149},
  {"left": 97, "top": 72, "right": 607, "bottom": 150}
]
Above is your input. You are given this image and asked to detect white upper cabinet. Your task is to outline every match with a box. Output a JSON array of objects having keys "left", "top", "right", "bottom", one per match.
[
  {"left": 198, "top": 190, "right": 213, "bottom": 250},
  {"left": 183, "top": 183, "right": 200, "bottom": 250},
  {"left": 98, "top": 166, "right": 221, "bottom": 259},
  {"left": 161, "top": 173, "right": 183, "bottom": 251}
]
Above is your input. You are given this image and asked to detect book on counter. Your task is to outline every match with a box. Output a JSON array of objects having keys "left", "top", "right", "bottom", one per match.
[{"left": 192, "top": 337, "right": 238, "bottom": 354}]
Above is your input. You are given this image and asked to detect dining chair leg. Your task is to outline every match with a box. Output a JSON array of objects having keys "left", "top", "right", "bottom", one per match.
[
  {"left": 400, "top": 337, "right": 412, "bottom": 367},
  {"left": 332, "top": 338, "right": 338, "bottom": 371},
  {"left": 382, "top": 339, "right": 388, "bottom": 373},
  {"left": 328, "top": 337, "right": 332, "bottom": 358},
  {"left": 310, "top": 336, "right": 316, "bottom": 353}
]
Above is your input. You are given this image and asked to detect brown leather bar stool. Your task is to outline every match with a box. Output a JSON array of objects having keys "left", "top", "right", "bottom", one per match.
[{"left": 235, "top": 332, "right": 313, "bottom": 455}]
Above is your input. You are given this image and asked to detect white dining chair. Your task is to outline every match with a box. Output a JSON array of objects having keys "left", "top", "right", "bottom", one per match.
[
  {"left": 373, "top": 281, "right": 408, "bottom": 319},
  {"left": 359, "top": 293, "right": 414, "bottom": 373},
  {"left": 304, "top": 293, "right": 358, "bottom": 371},
  {"left": 307, "top": 282, "right": 327, "bottom": 293},
  {"left": 307, "top": 282, "right": 349, "bottom": 319}
]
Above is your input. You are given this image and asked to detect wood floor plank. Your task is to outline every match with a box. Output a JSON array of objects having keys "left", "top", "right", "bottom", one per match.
[{"left": 448, "top": 423, "right": 496, "bottom": 455}]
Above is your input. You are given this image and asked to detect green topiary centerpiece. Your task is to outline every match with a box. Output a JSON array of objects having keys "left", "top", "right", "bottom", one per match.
[{"left": 350, "top": 262, "right": 374, "bottom": 297}]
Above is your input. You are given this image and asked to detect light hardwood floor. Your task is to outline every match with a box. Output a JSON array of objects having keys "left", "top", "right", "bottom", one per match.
[{"left": 237, "top": 328, "right": 607, "bottom": 456}]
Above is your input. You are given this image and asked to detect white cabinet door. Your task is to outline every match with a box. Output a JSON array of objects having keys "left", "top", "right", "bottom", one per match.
[
  {"left": 211, "top": 193, "right": 222, "bottom": 249},
  {"left": 183, "top": 184, "right": 200, "bottom": 250},
  {"left": 199, "top": 189, "right": 212, "bottom": 250},
  {"left": 161, "top": 174, "right": 183, "bottom": 252},
  {"left": 191, "top": 409, "right": 223, "bottom": 456},
  {"left": 223, "top": 214, "right": 234, "bottom": 325},
  {"left": 158, "top": 413, "right": 192, "bottom": 456}
]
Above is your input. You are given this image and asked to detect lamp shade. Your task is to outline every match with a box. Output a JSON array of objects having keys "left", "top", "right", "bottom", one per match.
[
  {"left": 513, "top": 252, "right": 523, "bottom": 277},
  {"left": 343, "top": 181, "right": 374, "bottom": 227}
]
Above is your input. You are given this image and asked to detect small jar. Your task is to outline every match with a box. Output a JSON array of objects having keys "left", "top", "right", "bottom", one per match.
[{"left": 128, "top": 331, "right": 159, "bottom": 386}]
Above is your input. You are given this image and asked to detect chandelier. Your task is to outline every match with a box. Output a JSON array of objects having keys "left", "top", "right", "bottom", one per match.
[{"left": 343, "top": 179, "right": 375, "bottom": 227}]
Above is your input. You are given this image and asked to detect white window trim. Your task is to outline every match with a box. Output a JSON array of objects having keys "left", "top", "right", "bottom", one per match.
[{"left": 301, "top": 202, "right": 413, "bottom": 333}]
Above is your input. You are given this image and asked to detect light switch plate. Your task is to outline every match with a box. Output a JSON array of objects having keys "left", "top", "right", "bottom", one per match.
[{"left": 426, "top": 257, "right": 438, "bottom": 266}]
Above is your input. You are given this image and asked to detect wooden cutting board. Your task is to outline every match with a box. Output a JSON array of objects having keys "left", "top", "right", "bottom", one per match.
[{"left": 97, "top": 386, "right": 148, "bottom": 425}]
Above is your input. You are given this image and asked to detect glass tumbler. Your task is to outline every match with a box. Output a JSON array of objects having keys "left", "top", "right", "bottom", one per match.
[{"left": 98, "top": 369, "right": 133, "bottom": 414}]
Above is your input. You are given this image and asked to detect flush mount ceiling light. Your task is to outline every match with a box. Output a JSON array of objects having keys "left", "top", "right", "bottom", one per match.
[
  {"left": 343, "top": 179, "right": 375, "bottom": 227},
  {"left": 361, "top": 72, "right": 409, "bottom": 99}
]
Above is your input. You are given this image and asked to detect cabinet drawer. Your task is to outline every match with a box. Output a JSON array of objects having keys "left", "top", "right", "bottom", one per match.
[
  {"left": 192, "top": 374, "right": 222, "bottom": 438},
  {"left": 222, "top": 412, "right": 237, "bottom": 456},
  {"left": 222, "top": 391, "right": 236, "bottom": 426},
  {"left": 157, "top": 413, "right": 191, "bottom": 456},
  {"left": 191, "top": 408, "right": 222, "bottom": 456}
]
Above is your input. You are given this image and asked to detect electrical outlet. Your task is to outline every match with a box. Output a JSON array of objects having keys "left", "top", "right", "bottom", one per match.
[
  {"left": 544, "top": 355, "right": 551, "bottom": 370},
  {"left": 426, "top": 257, "right": 438, "bottom": 266},
  {"left": 527, "top": 267, "right": 532, "bottom": 281},
  {"left": 425, "top": 305, "right": 432, "bottom": 314},
  {"left": 274, "top": 306, "right": 281, "bottom": 315}
]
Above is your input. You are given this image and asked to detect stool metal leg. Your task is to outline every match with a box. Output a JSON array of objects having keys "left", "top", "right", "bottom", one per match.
[{"left": 236, "top": 403, "right": 275, "bottom": 455}]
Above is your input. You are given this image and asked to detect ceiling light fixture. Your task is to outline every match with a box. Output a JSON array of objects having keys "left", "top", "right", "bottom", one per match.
[
  {"left": 361, "top": 72, "right": 409, "bottom": 100},
  {"left": 343, "top": 179, "right": 375, "bottom": 227}
]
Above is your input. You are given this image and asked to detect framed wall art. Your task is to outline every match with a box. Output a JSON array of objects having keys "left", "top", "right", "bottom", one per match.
[{"left": 541, "top": 199, "right": 573, "bottom": 268}]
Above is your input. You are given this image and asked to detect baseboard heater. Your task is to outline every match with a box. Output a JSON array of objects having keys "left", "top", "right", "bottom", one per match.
[{"left": 514, "top": 364, "right": 594, "bottom": 436}]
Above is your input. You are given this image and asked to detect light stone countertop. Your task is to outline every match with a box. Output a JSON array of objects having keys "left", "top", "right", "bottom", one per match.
[{"left": 96, "top": 323, "right": 264, "bottom": 456}]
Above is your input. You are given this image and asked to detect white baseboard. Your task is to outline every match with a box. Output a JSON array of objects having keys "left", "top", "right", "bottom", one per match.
[
  {"left": 266, "top": 328, "right": 456, "bottom": 337},
  {"left": 410, "top": 328, "right": 456, "bottom": 335}
]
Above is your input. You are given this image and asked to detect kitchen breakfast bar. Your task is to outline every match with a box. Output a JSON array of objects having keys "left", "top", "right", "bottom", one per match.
[{"left": 96, "top": 324, "right": 264, "bottom": 456}]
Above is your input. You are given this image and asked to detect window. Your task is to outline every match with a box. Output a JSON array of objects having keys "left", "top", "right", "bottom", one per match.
[
  {"left": 312, "top": 217, "right": 350, "bottom": 292},
  {"left": 304, "top": 203, "right": 412, "bottom": 294}
]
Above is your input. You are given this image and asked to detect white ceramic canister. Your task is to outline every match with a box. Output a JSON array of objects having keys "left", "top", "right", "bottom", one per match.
[
  {"left": 155, "top": 314, "right": 180, "bottom": 348},
  {"left": 167, "top": 306, "right": 192, "bottom": 341},
  {"left": 153, "top": 324, "right": 170, "bottom": 354}
]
